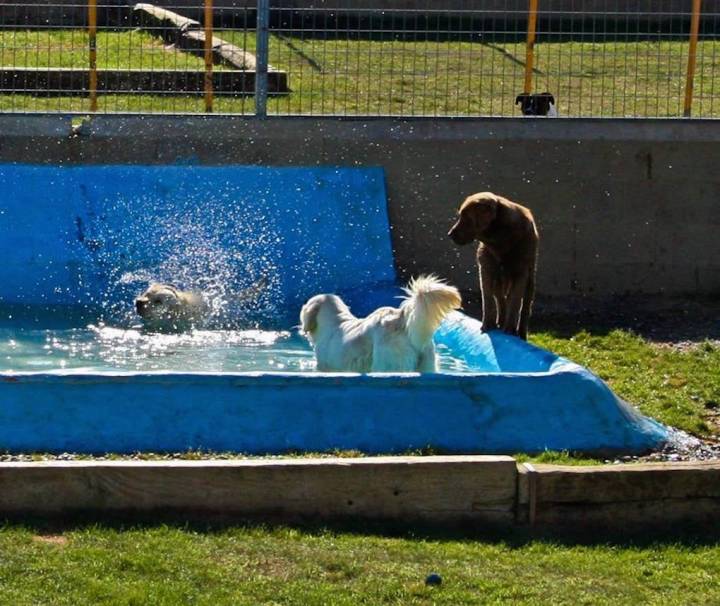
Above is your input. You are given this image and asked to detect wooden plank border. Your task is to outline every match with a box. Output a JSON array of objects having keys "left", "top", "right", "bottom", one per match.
[
  {"left": 0, "top": 456, "right": 518, "bottom": 524},
  {"left": 516, "top": 461, "right": 720, "bottom": 527},
  {"left": 2, "top": 457, "right": 719, "bottom": 528}
]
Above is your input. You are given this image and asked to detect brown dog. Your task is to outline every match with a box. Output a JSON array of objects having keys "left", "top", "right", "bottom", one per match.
[{"left": 448, "top": 192, "right": 539, "bottom": 340}]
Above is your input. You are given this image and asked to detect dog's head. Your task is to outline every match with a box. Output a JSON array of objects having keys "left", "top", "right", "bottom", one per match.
[
  {"left": 448, "top": 192, "right": 499, "bottom": 246},
  {"left": 135, "top": 283, "right": 187, "bottom": 327},
  {"left": 300, "top": 294, "right": 351, "bottom": 341},
  {"left": 515, "top": 92, "right": 555, "bottom": 116}
]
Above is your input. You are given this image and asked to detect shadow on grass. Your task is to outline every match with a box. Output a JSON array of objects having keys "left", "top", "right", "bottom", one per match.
[
  {"left": 5, "top": 512, "right": 720, "bottom": 548},
  {"left": 458, "top": 292, "right": 720, "bottom": 343}
]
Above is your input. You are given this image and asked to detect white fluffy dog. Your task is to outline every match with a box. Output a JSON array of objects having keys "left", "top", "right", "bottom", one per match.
[{"left": 300, "top": 275, "right": 462, "bottom": 373}]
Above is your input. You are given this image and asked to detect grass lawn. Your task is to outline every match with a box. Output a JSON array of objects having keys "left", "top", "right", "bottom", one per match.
[
  {"left": 0, "top": 29, "right": 718, "bottom": 117},
  {"left": 532, "top": 330, "right": 720, "bottom": 439},
  {"left": 0, "top": 523, "right": 719, "bottom": 605}
]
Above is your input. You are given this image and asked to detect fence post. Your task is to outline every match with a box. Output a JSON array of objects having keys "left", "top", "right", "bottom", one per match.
[
  {"left": 255, "top": 0, "right": 270, "bottom": 117},
  {"left": 683, "top": 0, "right": 702, "bottom": 117},
  {"left": 88, "top": 0, "right": 98, "bottom": 112},
  {"left": 523, "top": 0, "right": 539, "bottom": 93},
  {"left": 204, "top": 0, "right": 214, "bottom": 113}
]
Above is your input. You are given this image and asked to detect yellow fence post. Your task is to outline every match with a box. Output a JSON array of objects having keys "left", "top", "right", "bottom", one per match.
[
  {"left": 683, "top": 0, "right": 702, "bottom": 117},
  {"left": 88, "top": 0, "right": 98, "bottom": 112},
  {"left": 523, "top": 0, "right": 539, "bottom": 93},
  {"left": 204, "top": 0, "right": 214, "bottom": 113}
]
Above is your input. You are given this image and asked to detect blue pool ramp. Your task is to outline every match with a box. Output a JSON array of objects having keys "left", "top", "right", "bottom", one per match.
[{"left": 0, "top": 163, "right": 669, "bottom": 455}]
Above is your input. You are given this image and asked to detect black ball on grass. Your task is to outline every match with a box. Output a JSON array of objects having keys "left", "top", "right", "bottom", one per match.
[{"left": 425, "top": 572, "right": 442, "bottom": 586}]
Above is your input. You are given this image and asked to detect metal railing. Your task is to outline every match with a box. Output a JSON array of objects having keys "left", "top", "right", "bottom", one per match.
[{"left": 0, "top": 1, "right": 717, "bottom": 118}]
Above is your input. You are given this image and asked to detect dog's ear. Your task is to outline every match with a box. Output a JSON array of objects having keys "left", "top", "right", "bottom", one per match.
[
  {"left": 464, "top": 194, "right": 498, "bottom": 234},
  {"left": 515, "top": 94, "right": 527, "bottom": 105},
  {"left": 300, "top": 297, "right": 322, "bottom": 335},
  {"left": 540, "top": 92, "right": 555, "bottom": 104}
]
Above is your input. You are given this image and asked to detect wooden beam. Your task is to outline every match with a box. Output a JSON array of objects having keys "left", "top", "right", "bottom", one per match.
[
  {"left": 517, "top": 461, "right": 720, "bottom": 527},
  {"left": 683, "top": 0, "right": 703, "bottom": 117},
  {"left": 132, "top": 3, "right": 280, "bottom": 75},
  {"left": 523, "top": 0, "right": 539, "bottom": 93},
  {"left": 183, "top": 30, "right": 258, "bottom": 71},
  {"left": 0, "top": 456, "right": 517, "bottom": 524},
  {"left": 88, "top": 0, "right": 98, "bottom": 112},
  {"left": 132, "top": 2, "right": 200, "bottom": 43}
]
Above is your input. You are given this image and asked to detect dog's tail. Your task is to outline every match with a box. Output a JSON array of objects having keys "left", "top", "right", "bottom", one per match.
[
  {"left": 235, "top": 276, "right": 268, "bottom": 304},
  {"left": 400, "top": 275, "right": 462, "bottom": 349}
]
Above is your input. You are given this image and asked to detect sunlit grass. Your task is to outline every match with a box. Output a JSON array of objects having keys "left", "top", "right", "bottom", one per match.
[
  {"left": 0, "top": 30, "right": 718, "bottom": 117},
  {"left": 0, "top": 30, "right": 209, "bottom": 70},
  {"left": 532, "top": 329, "right": 720, "bottom": 437},
  {"left": 0, "top": 523, "right": 719, "bottom": 605}
]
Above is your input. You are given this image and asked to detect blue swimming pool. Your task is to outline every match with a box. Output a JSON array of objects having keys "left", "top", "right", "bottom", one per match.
[
  {"left": 0, "top": 163, "right": 669, "bottom": 455},
  {"left": 0, "top": 313, "right": 470, "bottom": 374}
]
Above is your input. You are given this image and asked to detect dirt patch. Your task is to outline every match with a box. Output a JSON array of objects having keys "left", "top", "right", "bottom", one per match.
[{"left": 32, "top": 534, "right": 69, "bottom": 546}]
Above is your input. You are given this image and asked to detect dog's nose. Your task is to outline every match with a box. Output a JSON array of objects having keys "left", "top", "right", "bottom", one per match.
[{"left": 135, "top": 298, "right": 148, "bottom": 315}]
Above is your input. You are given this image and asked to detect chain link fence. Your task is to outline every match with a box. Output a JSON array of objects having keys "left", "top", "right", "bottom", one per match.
[{"left": 0, "top": 1, "right": 717, "bottom": 117}]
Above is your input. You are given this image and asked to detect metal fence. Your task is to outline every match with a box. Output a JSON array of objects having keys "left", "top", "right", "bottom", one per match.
[{"left": 0, "top": 1, "right": 718, "bottom": 118}]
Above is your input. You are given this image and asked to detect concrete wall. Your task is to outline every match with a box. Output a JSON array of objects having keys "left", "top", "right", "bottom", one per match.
[
  {"left": 1, "top": 114, "right": 718, "bottom": 298},
  {"left": 3, "top": 1, "right": 716, "bottom": 27}
]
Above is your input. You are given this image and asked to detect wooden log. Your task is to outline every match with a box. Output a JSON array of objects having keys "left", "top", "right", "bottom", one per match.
[
  {"left": 183, "top": 29, "right": 258, "bottom": 71},
  {"left": 132, "top": 3, "right": 287, "bottom": 90},
  {"left": 132, "top": 3, "right": 200, "bottom": 44},
  {"left": 517, "top": 461, "right": 720, "bottom": 527},
  {"left": 0, "top": 456, "right": 518, "bottom": 524}
]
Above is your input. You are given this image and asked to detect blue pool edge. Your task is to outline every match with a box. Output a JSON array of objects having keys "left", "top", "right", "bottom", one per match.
[{"left": 0, "top": 311, "right": 670, "bottom": 456}]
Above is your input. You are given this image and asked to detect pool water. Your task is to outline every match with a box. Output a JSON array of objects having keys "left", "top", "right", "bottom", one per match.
[{"left": 0, "top": 324, "right": 471, "bottom": 374}]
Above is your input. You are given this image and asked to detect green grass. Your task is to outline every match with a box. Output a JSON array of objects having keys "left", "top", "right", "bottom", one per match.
[
  {"left": 0, "top": 30, "right": 210, "bottom": 70},
  {"left": 513, "top": 449, "right": 605, "bottom": 466},
  {"left": 531, "top": 330, "right": 720, "bottom": 438},
  {"left": 0, "top": 29, "right": 718, "bottom": 116},
  {"left": 0, "top": 523, "right": 719, "bottom": 605}
]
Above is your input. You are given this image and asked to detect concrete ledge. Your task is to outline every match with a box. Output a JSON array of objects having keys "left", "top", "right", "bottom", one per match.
[
  {"left": 0, "top": 68, "right": 288, "bottom": 95},
  {"left": 0, "top": 456, "right": 517, "bottom": 524}
]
